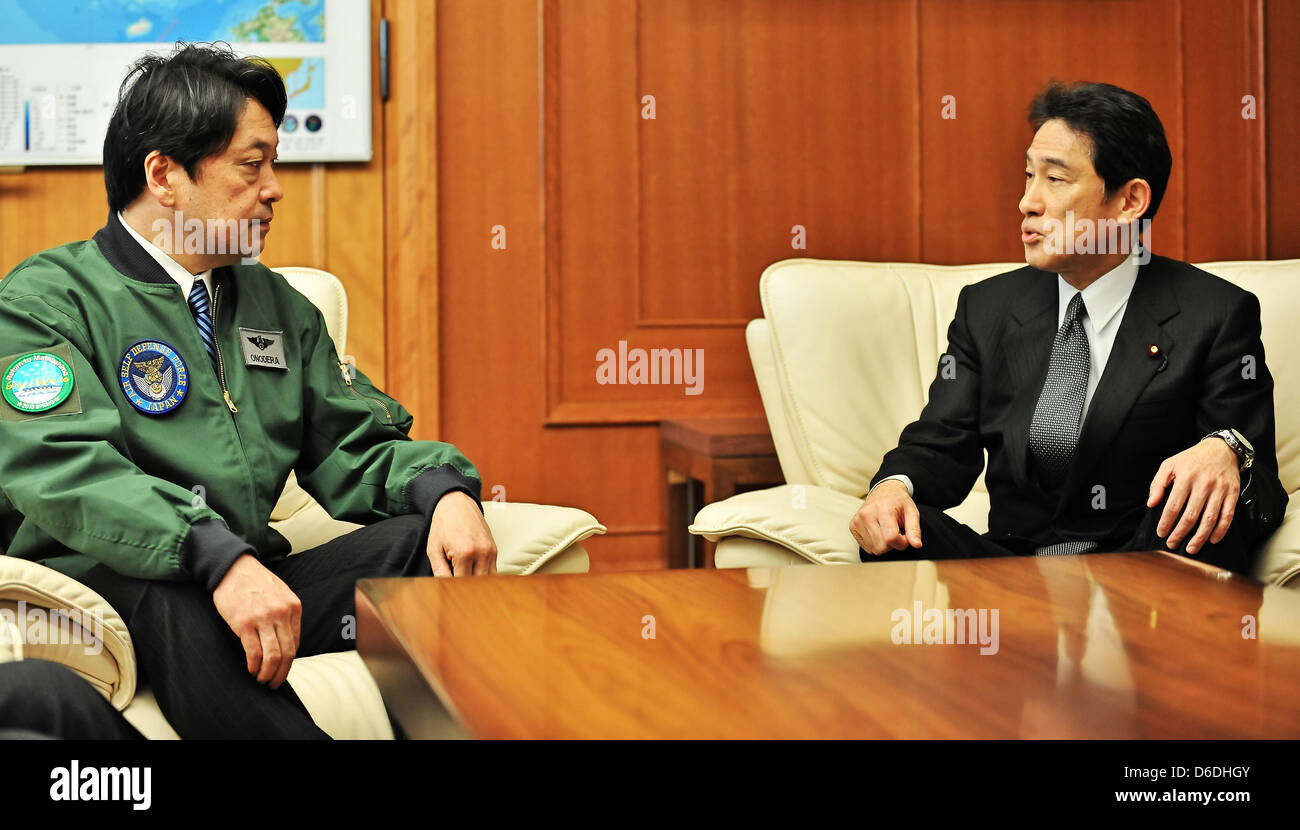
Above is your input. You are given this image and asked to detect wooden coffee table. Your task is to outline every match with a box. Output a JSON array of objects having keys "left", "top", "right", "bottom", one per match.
[{"left": 355, "top": 552, "right": 1300, "bottom": 739}]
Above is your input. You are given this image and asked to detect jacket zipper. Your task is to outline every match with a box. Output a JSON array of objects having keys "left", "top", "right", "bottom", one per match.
[
  {"left": 337, "top": 358, "right": 393, "bottom": 423},
  {"left": 204, "top": 277, "right": 260, "bottom": 549},
  {"left": 212, "top": 283, "right": 238, "bottom": 414}
]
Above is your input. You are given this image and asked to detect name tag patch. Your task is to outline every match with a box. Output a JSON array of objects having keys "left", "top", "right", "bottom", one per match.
[{"left": 238, "top": 328, "right": 288, "bottom": 370}]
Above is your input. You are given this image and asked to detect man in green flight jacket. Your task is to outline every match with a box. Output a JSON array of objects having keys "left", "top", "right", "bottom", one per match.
[{"left": 0, "top": 43, "right": 497, "bottom": 738}]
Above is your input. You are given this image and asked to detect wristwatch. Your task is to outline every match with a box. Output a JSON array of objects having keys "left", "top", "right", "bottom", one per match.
[{"left": 1204, "top": 428, "right": 1254, "bottom": 471}]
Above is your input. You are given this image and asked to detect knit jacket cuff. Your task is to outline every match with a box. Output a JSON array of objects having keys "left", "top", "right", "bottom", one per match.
[
  {"left": 183, "top": 518, "right": 257, "bottom": 593},
  {"left": 406, "top": 464, "right": 484, "bottom": 524}
]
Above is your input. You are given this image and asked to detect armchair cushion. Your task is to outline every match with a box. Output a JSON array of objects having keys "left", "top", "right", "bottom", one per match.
[
  {"left": 482, "top": 502, "right": 605, "bottom": 574},
  {"left": 122, "top": 651, "right": 395, "bottom": 740},
  {"left": 1255, "top": 502, "right": 1300, "bottom": 587},
  {"left": 692, "top": 482, "right": 996, "bottom": 568},
  {"left": 690, "top": 485, "right": 863, "bottom": 565},
  {"left": 714, "top": 536, "right": 809, "bottom": 569},
  {"left": 0, "top": 556, "right": 136, "bottom": 709},
  {"left": 271, "top": 484, "right": 605, "bottom": 575}
]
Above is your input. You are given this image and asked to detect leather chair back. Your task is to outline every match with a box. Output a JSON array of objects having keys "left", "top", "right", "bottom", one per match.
[{"left": 267, "top": 267, "right": 349, "bottom": 530}]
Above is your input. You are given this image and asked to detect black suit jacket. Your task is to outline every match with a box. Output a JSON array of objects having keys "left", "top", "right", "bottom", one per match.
[{"left": 870, "top": 254, "right": 1289, "bottom": 553}]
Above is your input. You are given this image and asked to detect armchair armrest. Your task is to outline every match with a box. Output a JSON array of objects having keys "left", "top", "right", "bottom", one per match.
[
  {"left": 1253, "top": 497, "right": 1300, "bottom": 588},
  {"left": 270, "top": 476, "right": 604, "bottom": 575},
  {"left": 482, "top": 502, "right": 604, "bottom": 574},
  {"left": 689, "top": 484, "right": 863, "bottom": 566},
  {"left": 0, "top": 556, "right": 136, "bottom": 710}
]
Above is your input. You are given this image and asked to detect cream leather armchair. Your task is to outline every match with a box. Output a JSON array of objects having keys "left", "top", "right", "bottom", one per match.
[
  {"left": 689, "top": 258, "right": 1300, "bottom": 589},
  {"left": 0, "top": 266, "right": 605, "bottom": 739}
]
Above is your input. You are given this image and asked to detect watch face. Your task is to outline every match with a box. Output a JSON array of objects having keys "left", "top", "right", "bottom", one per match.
[{"left": 1229, "top": 429, "right": 1254, "bottom": 453}]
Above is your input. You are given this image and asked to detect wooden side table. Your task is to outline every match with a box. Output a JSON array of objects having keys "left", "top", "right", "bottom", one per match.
[{"left": 661, "top": 416, "right": 785, "bottom": 568}]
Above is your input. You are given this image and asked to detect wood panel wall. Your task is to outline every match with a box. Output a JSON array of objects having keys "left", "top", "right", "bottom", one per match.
[
  {"left": 1, "top": 1, "right": 1295, "bottom": 573},
  {"left": 1266, "top": 0, "right": 1300, "bottom": 259},
  {"left": 424, "top": 0, "right": 1299, "bottom": 572}
]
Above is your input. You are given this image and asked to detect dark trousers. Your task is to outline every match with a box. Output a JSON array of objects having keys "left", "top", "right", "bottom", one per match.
[
  {"left": 860, "top": 491, "right": 1260, "bottom": 576},
  {"left": 0, "top": 659, "right": 145, "bottom": 740},
  {"left": 76, "top": 514, "right": 433, "bottom": 739}
]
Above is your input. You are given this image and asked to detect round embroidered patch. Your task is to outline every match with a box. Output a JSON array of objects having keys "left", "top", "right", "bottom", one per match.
[
  {"left": 119, "top": 340, "right": 190, "bottom": 415},
  {"left": 2, "top": 352, "right": 74, "bottom": 413}
]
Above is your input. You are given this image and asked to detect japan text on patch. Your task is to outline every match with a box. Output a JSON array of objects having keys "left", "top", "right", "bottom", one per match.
[
  {"left": 119, "top": 340, "right": 190, "bottom": 415},
  {"left": 3, "top": 350, "right": 74, "bottom": 413},
  {"left": 238, "top": 327, "right": 288, "bottom": 370}
]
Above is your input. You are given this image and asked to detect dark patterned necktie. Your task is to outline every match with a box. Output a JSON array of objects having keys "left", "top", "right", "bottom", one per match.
[
  {"left": 187, "top": 279, "right": 219, "bottom": 370},
  {"left": 1028, "top": 292, "right": 1089, "bottom": 485},
  {"left": 1029, "top": 291, "right": 1099, "bottom": 556}
]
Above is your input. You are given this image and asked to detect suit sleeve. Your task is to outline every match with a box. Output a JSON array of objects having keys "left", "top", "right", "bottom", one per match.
[
  {"left": 869, "top": 474, "right": 915, "bottom": 498},
  {"left": 869, "top": 284, "right": 985, "bottom": 509},
  {"left": 1196, "top": 289, "right": 1289, "bottom": 535},
  {"left": 0, "top": 290, "right": 254, "bottom": 590},
  {"left": 294, "top": 303, "right": 482, "bottom": 526}
]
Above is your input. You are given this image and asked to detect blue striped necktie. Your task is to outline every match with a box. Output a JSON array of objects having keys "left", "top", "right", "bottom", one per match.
[{"left": 187, "top": 278, "right": 218, "bottom": 370}]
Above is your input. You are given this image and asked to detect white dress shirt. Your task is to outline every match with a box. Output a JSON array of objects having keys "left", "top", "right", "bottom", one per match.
[
  {"left": 116, "top": 211, "right": 213, "bottom": 300},
  {"left": 872, "top": 253, "right": 1141, "bottom": 499}
]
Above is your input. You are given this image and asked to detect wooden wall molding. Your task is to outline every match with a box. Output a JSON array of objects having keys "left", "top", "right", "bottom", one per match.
[{"left": 383, "top": 0, "right": 442, "bottom": 438}]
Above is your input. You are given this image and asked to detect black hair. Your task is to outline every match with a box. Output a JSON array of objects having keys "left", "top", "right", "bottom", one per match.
[
  {"left": 103, "top": 42, "right": 286, "bottom": 212},
  {"left": 1028, "top": 81, "right": 1173, "bottom": 223}
]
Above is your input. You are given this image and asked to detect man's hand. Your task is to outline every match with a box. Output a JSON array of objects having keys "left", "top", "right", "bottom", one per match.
[
  {"left": 1147, "top": 437, "right": 1241, "bottom": 555},
  {"left": 212, "top": 554, "right": 302, "bottom": 689},
  {"left": 851, "top": 479, "right": 923, "bottom": 556},
  {"left": 427, "top": 491, "right": 498, "bottom": 577}
]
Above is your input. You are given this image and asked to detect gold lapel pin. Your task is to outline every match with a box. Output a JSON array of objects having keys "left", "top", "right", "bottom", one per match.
[{"left": 1148, "top": 344, "right": 1168, "bottom": 371}]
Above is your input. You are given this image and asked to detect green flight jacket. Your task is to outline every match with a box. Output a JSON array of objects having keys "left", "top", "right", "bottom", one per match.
[{"left": 0, "top": 214, "right": 481, "bottom": 592}]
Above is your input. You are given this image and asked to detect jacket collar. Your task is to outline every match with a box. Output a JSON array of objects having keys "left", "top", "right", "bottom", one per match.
[
  {"left": 92, "top": 211, "right": 234, "bottom": 295},
  {"left": 92, "top": 211, "right": 175, "bottom": 285}
]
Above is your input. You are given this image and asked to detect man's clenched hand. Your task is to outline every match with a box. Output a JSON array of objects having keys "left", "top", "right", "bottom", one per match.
[
  {"left": 1147, "top": 436, "right": 1241, "bottom": 555},
  {"left": 212, "top": 554, "right": 302, "bottom": 689},
  {"left": 851, "top": 479, "right": 923, "bottom": 556},
  {"left": 427, "top": 491, "right": 498, "bottom": 577}
]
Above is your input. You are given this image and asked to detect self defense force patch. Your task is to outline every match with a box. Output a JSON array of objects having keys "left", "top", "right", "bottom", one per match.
[
  {"left": 3, "top": 351, "right": 74, "bottom": 413},
  {"left": 120, "top": 340, "right": 189, "bottom": 415}
]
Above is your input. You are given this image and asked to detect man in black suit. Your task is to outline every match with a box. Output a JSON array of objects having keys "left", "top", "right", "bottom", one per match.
[{"left": 850, "top": 82, "right": 1288, "bottom": 576}]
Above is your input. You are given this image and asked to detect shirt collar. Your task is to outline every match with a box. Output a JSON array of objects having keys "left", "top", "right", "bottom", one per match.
[
  {"left": 1057, "top": 251, "right": 1140, "bottom": 332},
  {"left": 115, "top": 211, "right": 212, "bottom": 297}
]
